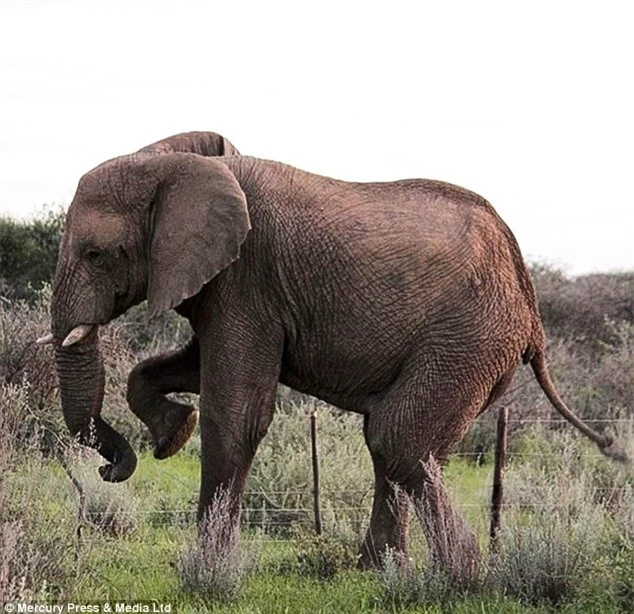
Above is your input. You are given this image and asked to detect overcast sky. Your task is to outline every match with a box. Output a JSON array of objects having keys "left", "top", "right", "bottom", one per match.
[{"left": 1, "top": 1, "right": 632, "bottom": 275}]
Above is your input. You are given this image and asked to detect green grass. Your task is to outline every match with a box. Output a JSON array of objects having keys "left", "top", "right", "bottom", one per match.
[
  {"left": 4, "top": 438, "right": 631, "bottom": 613},
  {"left": 2, "top": 368, "right": 632, "bottom": 613},
  {"left": 4, "top": 448, "right": 481, "bottom": 603}
]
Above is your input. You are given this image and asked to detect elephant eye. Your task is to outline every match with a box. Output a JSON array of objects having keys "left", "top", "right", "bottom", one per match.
[{"left": 85, "top": 248, "right": 105, "bottom": 266}]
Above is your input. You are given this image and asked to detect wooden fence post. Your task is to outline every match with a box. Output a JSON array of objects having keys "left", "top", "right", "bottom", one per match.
[
  {"left": 489, "top": 406, "right": 508, "bottom": 557},
  {"left": 310, "top": 409, "right": 323, "bottom": 535}
]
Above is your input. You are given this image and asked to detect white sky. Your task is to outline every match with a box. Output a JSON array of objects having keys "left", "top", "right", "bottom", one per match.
[{"left": 1, "top": 1, "right": 632, "bottom": 275}]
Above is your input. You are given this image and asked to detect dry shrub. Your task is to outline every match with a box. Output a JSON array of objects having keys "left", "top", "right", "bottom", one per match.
[
  {"left": 531, "top": 265, "right": 634, "bottom": 346},
  {"left": 114, "top": 301, "right": 192, "bottom": 353},
  {"left": 177, "top": 487, "right": 258, "bottom": 602},
  {"left": 61, "top": 445, "right": 139, "bottom": 537},
  {"left": 417, "top": 457, "right": 482, "bottom": 586},
  {"left": 378, "top": 547, "right": 425, "bottom": 608},
  {"left": 494, "top": 429, "right": 633, "bottom": 606},
  {"left": 0, "top": 521, "right": 53, "bottom": 604},
  {"left": 378, "top": 459, "right": 484, "bottom": 608},
  {"left": 0, "top": 383, "right": 75, "bottom": 603},
  {"left": 0, "top": 288, "right": 59, "bottom": 423}
]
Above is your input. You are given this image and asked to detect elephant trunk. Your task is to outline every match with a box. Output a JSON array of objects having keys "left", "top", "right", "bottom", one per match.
[{"left": 54, "top": 327, "right": 137, "bottom": 482}]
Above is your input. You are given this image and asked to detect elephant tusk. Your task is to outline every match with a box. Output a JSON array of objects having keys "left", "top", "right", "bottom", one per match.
[
  {"left": 62, "top": 324, "right": 95, "bottom": 347},
  {"left": 36, "top": 333, "right": 54, "bottom": 345}
]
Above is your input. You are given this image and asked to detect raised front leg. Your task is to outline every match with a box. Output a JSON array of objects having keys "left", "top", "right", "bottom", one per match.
[{"left": 126, "top": 336, "right": 200, "bottom": 459}]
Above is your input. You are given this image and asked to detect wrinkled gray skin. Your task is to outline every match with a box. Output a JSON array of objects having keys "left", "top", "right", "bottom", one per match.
[{"left": 50, "top": 131, "right": 618, "bottom": 576}]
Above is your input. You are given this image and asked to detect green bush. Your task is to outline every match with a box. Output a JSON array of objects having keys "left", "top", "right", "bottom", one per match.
[
  {"left": 0, "top": 209, "right": 64, "bottom": 302},
  {"left": 290, "top": 528, "right": 357, "bottom": 580},
  {"left": 245, "top": 402, "right": 372, "bottom": 540},
  {"left": 494, "top": 429, "right": 634, "bottom": 608},
  {"left": 530, "top": 263, "right": 634, "bottom": 345},
  {"left": 377, "top": 547, "right": 425, "bottom": 608}
]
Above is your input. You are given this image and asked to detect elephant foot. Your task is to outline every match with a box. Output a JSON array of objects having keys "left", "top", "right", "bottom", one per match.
[{"left": 152, "top": 406, "right": 199, "bottom": 460}]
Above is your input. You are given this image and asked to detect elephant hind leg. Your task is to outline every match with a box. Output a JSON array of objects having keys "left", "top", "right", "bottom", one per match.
[
  {"left": 126, "top": 336, "right": 200, "bottom": 459},
  {"left": 408, "top": 455, "right": 480, "bottom": 582},
  {"left": 362, "top": 381, "right": 485, "bottom": 579},
  {"left": 389, "top": 449, "right": 481, "bottom": 582},
  {"left": 359, "top": 431, "right": 410, "bottom": 569}
]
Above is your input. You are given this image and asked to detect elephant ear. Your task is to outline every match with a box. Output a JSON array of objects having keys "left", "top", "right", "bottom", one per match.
[
  {"left": 138, "top": 131, "right": 241, "bottom": 156},
  {"left": 145, "top": 153, "right": 250, "bottom": 317}
]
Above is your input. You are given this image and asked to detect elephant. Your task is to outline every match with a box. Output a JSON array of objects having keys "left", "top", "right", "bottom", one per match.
[{"left": 44, "top": 130, "right": 622, "bottom": 576}]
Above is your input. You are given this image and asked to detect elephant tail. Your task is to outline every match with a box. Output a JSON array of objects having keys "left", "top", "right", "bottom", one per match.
[{"left": 530, "top": 350, "right": 629, "bottom": 463}]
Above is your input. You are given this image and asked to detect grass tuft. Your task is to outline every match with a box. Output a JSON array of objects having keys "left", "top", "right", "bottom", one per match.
[{"left": 176, "top": 487, "right": 259, "bottom": 602}]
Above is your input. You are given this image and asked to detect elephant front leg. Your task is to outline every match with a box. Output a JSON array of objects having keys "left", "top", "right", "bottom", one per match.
[
  {"left": 126, "top": 336, "right": 200, "bottom": 459},
  {"left": 196, "top": 317, "right": 283, "bottom": 555}
]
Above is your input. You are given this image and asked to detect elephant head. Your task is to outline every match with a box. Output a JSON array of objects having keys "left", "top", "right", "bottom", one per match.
[{"left": 50, "top": 150, "right": 250, "bottom": 481}]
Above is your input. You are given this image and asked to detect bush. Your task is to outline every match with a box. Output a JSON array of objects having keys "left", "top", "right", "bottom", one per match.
[
  {"left": 496, "top": 503, "right": 605, "bottom": 604},
  {"left": 531, "top": 264, "right": 634, "bottom": 345},
  {"left": 0, "top": 383, "right": 77, "bottom": 603},
  {"left": 377, "top": 547, "right": 424, "bottom": 608},
  {"left": 289, "top": 528, "right": 357, "bottom": 580},
  {"left": 0, "top": 286, "right": 59, "bottom": 416},
  {"left": 61, "top": 446, "right": 139, "bottom": 537},
  {"left": 245, "top": 402, "right": 372, "bottom": 540},
  {"left": 494, "top": 429, "right": 634, "bottom": 607},
  {"left": 0, "top": 208, "right": 64, "bottom": 302}
]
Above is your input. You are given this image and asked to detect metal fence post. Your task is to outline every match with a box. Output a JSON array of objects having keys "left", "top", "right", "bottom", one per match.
[
  {"left": 310, "top": 409, "right": 323, "bottom": 535},
  {"left": 489, "top": 406, "right": 508, "bottom": 557}
]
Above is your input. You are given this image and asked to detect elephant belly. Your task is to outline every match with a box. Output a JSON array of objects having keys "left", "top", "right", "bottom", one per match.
[
  {"left": 278, "top": 287, "right": 531, "bottom": 415},
  {"left": 278, "top": 318, "right": 419, "bottom": 412}
]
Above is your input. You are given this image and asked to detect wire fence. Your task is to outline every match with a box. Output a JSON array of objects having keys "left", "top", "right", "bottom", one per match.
[{"left": 69, "top": 413, "right": 632, "bottom": 538}]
